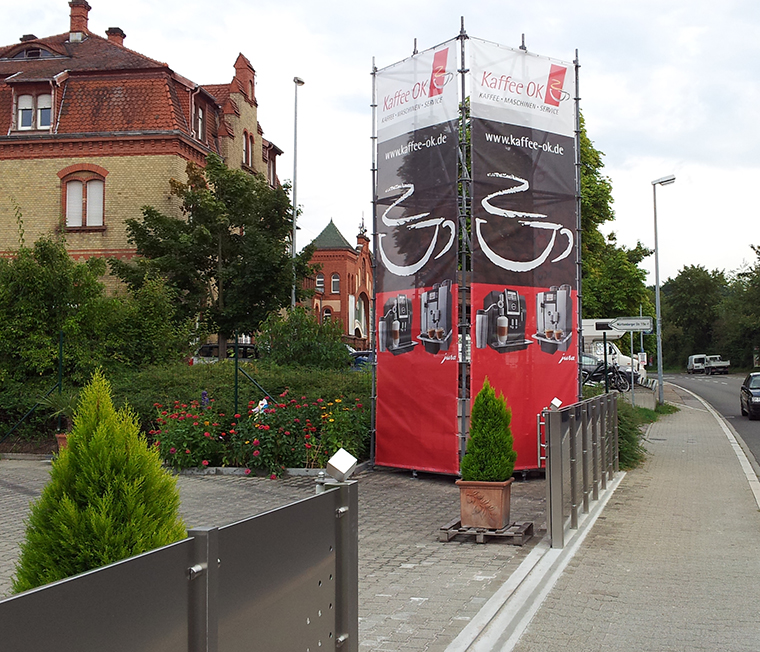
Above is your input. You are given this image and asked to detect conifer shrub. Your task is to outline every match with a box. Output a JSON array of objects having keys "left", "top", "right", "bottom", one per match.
[
  {"left": 12, "top": 370, "right": 186, "bottom": 593},
  {"left": 460, "top": 377, "right": 517, "bottom": 482}
]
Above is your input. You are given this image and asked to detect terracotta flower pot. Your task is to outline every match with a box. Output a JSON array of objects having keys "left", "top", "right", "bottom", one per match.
[
  {"left": 455, "top": 478, "right": 513, "bottom": 530},
  {"left": 55, "top": 433, "right": 68, "bottom": 451}
]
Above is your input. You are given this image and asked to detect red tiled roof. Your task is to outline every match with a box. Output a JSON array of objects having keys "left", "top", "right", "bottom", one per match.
[
  {"left": 0, "top": 32, "right": 167, "bottom": 80},
  {"left": 57, "top": 75, "right": 178, "bottom": 134}
]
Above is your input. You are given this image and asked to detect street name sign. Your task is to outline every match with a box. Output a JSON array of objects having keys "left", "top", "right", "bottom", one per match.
[{"left": 608, "top": 317, "right": 653, "bottom": 332}]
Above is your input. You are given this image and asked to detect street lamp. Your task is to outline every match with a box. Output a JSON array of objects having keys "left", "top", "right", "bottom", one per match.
[
  {"left": 291, "top": 76, "right": 305, "bottom": 309},
  {"left": 652, "top": 174, "right": 675, "bottom": 405}
]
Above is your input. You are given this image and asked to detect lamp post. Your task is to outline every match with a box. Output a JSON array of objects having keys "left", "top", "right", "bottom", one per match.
[
  {"left": 652, "top": 174, "right": 675, "bottom": 405},
  {"left": 291, "top": 76, "right": 305, "bottom": 309}
]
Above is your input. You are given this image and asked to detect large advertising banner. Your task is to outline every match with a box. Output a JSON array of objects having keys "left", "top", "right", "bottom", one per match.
[
  {"left": 470, "top": 39, "right": 578, "bottom": 470},
  {"left": 374, "top": 41, "right": 460, "bottom": 474}
]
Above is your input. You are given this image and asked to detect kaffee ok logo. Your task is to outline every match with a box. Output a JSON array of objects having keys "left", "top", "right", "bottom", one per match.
[
  {"left": 479, "top": 63, "right": 569, "bottom": 106},
  {"left": 382, "top": 48, "right": 453, "bottom": 111}
]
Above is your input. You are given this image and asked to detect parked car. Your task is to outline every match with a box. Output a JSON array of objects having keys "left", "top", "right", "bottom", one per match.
[
  {"left": 346, "top": 345, "right": 372, "bottom": 369},
  {"left": 581, "top": 353, "right": 602, "bottom": 380},
  {"left": 740, "top": 373, "right": 760, "bottom": 420}
]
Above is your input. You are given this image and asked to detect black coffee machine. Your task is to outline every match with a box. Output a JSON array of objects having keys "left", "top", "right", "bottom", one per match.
[
  {"left": 534, "top": 284, "right": 573, "bottom": 354},
  {"left": 378, "top": 294, "right": 416, "bottom": 355},
  {"left": 418, "top": 280, "right": 453, "bottom": 354},
  {"left": 475, "top": 288, "right": 530, "bottom": 353}
]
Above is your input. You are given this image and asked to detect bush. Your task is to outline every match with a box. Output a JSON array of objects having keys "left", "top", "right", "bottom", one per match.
[
  {"left": 12, "top": 370, "right": 186, "bottom": 593},
  {"left": 617, "top": 397, "right": 649, "bottom": 470},
  {"left": 257, "top": 306, "right": 351, "bottom": 369},
  {"left": 460, "top": 377, "right": 517, "bottom": 482}
]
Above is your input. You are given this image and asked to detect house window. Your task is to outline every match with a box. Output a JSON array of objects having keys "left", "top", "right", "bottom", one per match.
[
  {"left": 195, "top": 104, "right": 205, "bottom": 142},
  {"left": 17, "top": 93, "right": 52, "bottom": 130},
  {"left": 249, "top": 134, "right": 254, "bottom": 164},
  {"left": 316, "top": 273, "right": 324, "bottom": 291},
  {"left": 243, "top": 131, "right": 250, "bottom": 166},
  {"left": 323, "top": 308, "right": 332, "bottom": 322},
  {"left": 331, "top": 273, "right": 340, "bottom": 294},
  {"left": 64, "top": 177, "right": 105, "bottom": 228}
]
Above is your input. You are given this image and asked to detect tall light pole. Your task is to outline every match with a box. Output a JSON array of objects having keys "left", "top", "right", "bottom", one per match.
[
  {"left": 652, "top": 174, "right": 675, "bottom": 405},
  {"left": 291, "top": 76, "right": 305, "bottom": 309}
]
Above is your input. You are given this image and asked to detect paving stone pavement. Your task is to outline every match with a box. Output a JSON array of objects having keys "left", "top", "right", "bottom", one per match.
[
  {"left": 510, "top": 384, "right": 760, "bottom": 652},
  {"left": 0, "top": 457, "right": 546, "bottom": 651}
]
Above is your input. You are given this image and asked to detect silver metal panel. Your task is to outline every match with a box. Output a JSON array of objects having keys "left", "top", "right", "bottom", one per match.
[
  {"left": 545, "top": 394, "right": 619, "bottom": 549},
  {"left": 0, "top": 539, "right": 194, "bottom": 652},
  {"left": 216, "top": 490, "right": 340, "bottom": 651}
]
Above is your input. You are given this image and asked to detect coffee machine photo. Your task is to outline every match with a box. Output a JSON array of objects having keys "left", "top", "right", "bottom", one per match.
[
  {"left": 418, "top": 279, "right": 453, "bottom": 355},
  {"left": 475, "top": 288, "right": 530, "bottom": 353},
  {"left": 534, "top": 284, "right": 573, "bottom": 354},
  {"left": 378, "top": 294, "right": 416, "bottom": 355}
]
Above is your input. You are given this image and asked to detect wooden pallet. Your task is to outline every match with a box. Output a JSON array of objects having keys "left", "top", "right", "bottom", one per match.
[{"left": 439, "top": 519, "right": 534, "bottom": 545}]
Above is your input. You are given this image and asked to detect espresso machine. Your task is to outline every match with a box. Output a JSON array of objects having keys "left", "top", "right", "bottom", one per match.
[
  {"left": 378, "top": 294, "right": 416, "bottom": 355},
  {"left": 418, "top": 280, "right": 453, "bottom": 354},
  {"left": 534, "top": 284, "right": 573, "bottom": 354},
  {"left": 475, "top": 288, "right": 530, "bottom": 353}
]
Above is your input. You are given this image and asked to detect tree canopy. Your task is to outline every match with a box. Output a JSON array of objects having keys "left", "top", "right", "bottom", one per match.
[
  {"left": 110, "top": 154, "right": 315, "bottom": 342},
  {"left": 579, "top": 115, "right": 654, "bottom": 322}
]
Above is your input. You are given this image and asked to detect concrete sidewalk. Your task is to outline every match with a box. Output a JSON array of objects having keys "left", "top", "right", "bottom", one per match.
[
  {"left": 502, "top": 383, "right": 760, "bottom": 651},
  {"left": 2, "top": 382, "right": 759, "bottom": 651}
]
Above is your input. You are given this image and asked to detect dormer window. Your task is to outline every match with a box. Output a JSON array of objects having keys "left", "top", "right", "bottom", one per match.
[
  {"left": 11, "top": 47, "right": 55, "bottom": 60},
  {"left": 16, "top": 93, "right": 52, "bottom": 130},
  {"left": 195, "top": 104, "right": 205, "bottom": 143}
]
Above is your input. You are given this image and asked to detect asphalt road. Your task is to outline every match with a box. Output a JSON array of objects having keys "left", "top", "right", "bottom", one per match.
[{"left": 664, "top": 371, "right": 760, "bottom": 467}]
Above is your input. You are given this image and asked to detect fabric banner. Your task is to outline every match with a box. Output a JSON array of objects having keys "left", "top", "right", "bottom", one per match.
[
  {"left": 470, "top": 39, "right": 578, "bottom": 470},
  {"left": 374, "top": 41, "right": 461, "bottom": 474}
]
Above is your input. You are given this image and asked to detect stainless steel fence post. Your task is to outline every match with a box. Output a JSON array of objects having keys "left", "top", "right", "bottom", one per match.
[
  {"left": 591, "top": 401, "right": 600, "bottom": 501},
  {"left": 612, "top": 395, "right": 620, "bottom": 473},
  {"left": 599, "top": 397, "right": 608, "bottom": 490},
  {"left": 330, "top": 481, "right": 359, "bottom": 651},
  {"left": 569, "top": 409, "right": 579, "bottom": 529},
  {"left": 187, "top": 527, "right": 219, "bottom": 652},
  {"left": 546, "top": 409, "right": 565, "bottom": 548},
  {"left": 581, "top": 402, "right": 590, "bottom": 514}
]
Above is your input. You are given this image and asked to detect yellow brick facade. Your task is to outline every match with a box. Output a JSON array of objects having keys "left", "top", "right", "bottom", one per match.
[{"left": 0, "top": 154, "right": 187, "bottom": 259}]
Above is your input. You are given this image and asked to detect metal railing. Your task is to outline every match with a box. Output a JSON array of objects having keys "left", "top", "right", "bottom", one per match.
[
  {"left": 0, "top": 481, "right": 358, "bottom": 652},
  {"left": 543, "top": 393, "right": 618, "bottom": 548}
]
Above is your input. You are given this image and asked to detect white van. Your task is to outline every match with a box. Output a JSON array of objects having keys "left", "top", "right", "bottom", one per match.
[{"left": 687, "top": 354, "right": 706, "bottom": 374}]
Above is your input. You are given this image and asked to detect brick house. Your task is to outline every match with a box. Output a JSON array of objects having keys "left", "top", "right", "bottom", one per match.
[
  {"left": 309, "top": 219, "right": 373, "bottom": 350},
  {"left": 0, "top": 0, "right": 281, "bottom": 265}
]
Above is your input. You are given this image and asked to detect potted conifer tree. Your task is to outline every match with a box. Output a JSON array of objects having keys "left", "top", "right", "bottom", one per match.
[{"left": 456, "top": 377, "right": 518, "bottom": 530}]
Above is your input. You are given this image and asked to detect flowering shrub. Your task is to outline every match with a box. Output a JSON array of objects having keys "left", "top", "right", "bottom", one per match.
[
  {"left": 151, "top": 400, "right": 233, "bottom": 469},
  {"left": 152, "top": 390, "right": 370, "bottom": 477}
]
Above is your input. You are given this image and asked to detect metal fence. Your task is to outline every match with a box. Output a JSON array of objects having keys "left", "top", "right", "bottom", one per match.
[
  {"left": 543, "top": 393, "right": 619, "bottom": 548},
  {"left": 0, "top": 481, "right": 358, "bottom": 652}
]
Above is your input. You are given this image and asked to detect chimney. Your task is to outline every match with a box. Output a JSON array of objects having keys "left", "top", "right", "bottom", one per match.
[
  {"left": 106, "top": 27, "right": 126, "bottom": 46},
  {"left": 20, "top": 34, "right": 38, "bottom": 42},
  {"left": 69, "top": 0, "right": 92, "bottom": 41}
]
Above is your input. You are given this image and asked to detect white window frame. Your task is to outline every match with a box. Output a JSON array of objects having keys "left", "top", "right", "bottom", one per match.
[
  {"left": 331, "top": 273, "right": 340, "bottom": 294},
  {"left": 65, "top": 177, "right": 105, "bottom": 228},
  {"left": 316, "top": 273, "right": 324, "bottom": 291}
]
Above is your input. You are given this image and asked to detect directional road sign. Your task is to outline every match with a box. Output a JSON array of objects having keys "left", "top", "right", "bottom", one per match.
[{"left": 608, "top": 316, "right": 653, "bottom": 333}]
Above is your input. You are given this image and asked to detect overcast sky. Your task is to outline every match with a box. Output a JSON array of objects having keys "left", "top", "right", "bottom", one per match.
[{"left": 3, "top": 0, "right": 759, "bottom": 283}]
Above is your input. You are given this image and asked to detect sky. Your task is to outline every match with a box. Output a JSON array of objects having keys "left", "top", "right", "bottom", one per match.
[{"left": 3, "top": 0, "right": 759, "bottom": 283}]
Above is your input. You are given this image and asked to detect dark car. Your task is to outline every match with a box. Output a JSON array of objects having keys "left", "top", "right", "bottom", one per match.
[{"left": 740, "top": 372, "right": 760, "bottom": 420}]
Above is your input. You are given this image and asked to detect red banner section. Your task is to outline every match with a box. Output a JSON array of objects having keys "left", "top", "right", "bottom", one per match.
[
  {"left": 374, "top": 41, "right": 460, "bottom": 474},
  {"left": 375, "top": 285, "right": 460, "bottom": 473}
]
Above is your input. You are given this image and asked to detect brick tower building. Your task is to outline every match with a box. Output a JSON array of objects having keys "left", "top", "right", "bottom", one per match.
[
  {"left": 309, "top": 220, "right": 373, "bottom": 350},
  {"left": 0, "top": 0, "right": 281, "bottom": 265}
]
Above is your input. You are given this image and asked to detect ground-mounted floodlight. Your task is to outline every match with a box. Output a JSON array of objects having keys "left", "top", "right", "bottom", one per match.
[
  {"left": 550, "top": 397, "right": 563, "bottom": 411},
  {"left": 326, "top": 448, "right": 358, "bottom": 482}
]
